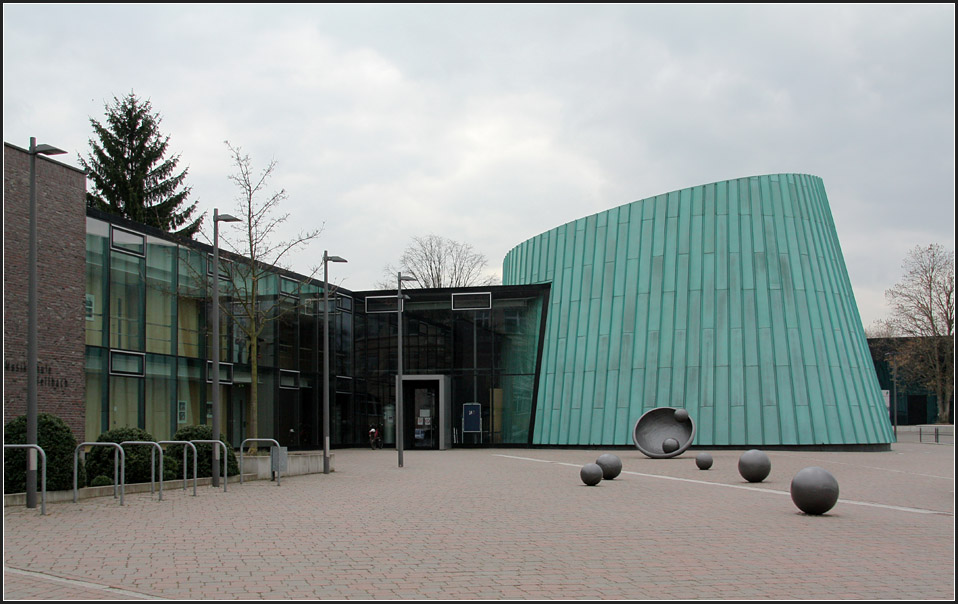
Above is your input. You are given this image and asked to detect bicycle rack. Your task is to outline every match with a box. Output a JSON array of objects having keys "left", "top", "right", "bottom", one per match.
[
  {"left": 158, "top": 441, "right": 198, "bottom": 496},
  {"left": 240, "top": 438, "right": 283, "bottom": 486},
  {"left": 190, "top": 440, "right": 228, "bottom": 492},
  {"left": 74, "top": 442, "right": 125, "bottom": 505},
  {"left": 4, "top": 444, "right": 47, "bottom": 515},
  {"left": 120, "top": 441, "right": 164, "bottom": 501}
]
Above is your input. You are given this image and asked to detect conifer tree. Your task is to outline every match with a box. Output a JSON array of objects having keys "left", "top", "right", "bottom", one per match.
[{"left": 80, "top": 92, "right": 203, "bottom": 237}]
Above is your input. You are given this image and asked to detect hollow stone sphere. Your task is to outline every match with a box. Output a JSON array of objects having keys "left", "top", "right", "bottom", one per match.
[
  {"left": 595, "top": 454, "right": 623, "bottom": 480},
  {"left": 790, "top": 466, "right": 840, "bottom": 515},
  {"left": 738, "top": 449, "right": 771, "bottom": 482},
  {"left": 674, "top": 408, "right": 690, "bottom": 423},
  {"left": 580, "top": 463, "right": 603, "bottom": 486},
  {"left": 695, "top": 452, "right": 713, "bottom": 470},
  {"left": 662, "top": 438, "right": 680, "bottom": 454}
]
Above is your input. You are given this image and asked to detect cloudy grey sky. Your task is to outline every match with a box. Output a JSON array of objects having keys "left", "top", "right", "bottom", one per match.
[{"left": 4, "top": 3, "right": 954, "bottom": 327}]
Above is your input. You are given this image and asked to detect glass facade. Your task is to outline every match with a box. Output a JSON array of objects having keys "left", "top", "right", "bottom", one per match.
[
  {"left": 353, "top": 287, "right": 548, "bottom": 447},
  {"left": 82, "top": 210, "right": 549, "bottom": 449}
]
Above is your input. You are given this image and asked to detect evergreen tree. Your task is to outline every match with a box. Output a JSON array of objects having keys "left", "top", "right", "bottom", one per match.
[{"left": 80, "top": 92, "right": 203, "bottom": 237}]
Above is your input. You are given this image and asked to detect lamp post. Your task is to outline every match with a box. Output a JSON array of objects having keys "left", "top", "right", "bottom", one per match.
[
  {"left": 396, "top": 273, "right": 417, "bottom": 468},
  {"left": 211, "top": 208, "right": 240, "bottom": 488},
  {"left": 26, "top": 137, "right": 66, "bottom": 509},
  {"left": 322, "top": 251, "right": 347, "bottom": 474},
  {"left": 890, "top": 354, "right": 899, "bottom": 438}
]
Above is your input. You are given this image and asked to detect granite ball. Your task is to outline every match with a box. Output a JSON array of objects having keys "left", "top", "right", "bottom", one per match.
[
  {"left": 674, "top": 408, "right": 690, "bottom": 423},
  {"left": 790, "top": 466, "right": 840, "bottom": 515},
  {"left": 662, "top": 438, "right": 680, "bottom": 454},
  {"left": 595, "top": 454, "right": 623, "bottom": 480},
  {"left": 738, "top": 449, "right": 771, "bottom": 482},
  {"left": 580, "top": 463, "right": 603, "bottom": 486},
  {"left": 695, "top": 452, "right": 713, "bottom": 470}
]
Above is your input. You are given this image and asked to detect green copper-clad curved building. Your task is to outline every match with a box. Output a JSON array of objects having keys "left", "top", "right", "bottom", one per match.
[{"left": 503, "top": 173, "right": 894, "bottom": 447}]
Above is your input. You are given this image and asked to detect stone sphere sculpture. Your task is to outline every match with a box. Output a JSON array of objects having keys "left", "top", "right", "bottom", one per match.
[
  {"left": 790, "top": 466, "right": 840, "bottom": 515},
  {"left": 595, "top": 454, "right": 623, "bottom": 480},
  {"left": 580, "top": 463, "right": 603, "bottom": 486},
  {"left": 695, "top": 452, "right": 713, "bottom": 470},
  {"left": 662, "top": 438, "right": 680, "bottom": 454},
  {"left": 738, "top": 449, "right": 771, "bottom": 482},
  {"left": 632, "top": 407, "right": 696, "bottom": 459}
]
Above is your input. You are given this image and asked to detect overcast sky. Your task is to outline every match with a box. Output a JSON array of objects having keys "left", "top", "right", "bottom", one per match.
[{"left": 4, "top": 4, "right": 954, "bottom": 328}]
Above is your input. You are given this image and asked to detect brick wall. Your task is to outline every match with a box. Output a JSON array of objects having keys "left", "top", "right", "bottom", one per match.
[{"left": 3, "top": 142, "right": 88, "bottom": 440}]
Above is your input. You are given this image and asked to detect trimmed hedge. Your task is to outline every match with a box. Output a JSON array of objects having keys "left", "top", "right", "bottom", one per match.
[
  {"left": 4, "top": 413, "right": 85, "bottom": 494},
  {"left": 83, "top": 426, "right": 162, "bottom": 486}
]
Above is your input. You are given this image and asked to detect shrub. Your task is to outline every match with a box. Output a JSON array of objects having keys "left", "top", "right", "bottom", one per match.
[
  {"left": 4, "top": 413, "right": 85, "bottom": 494},
  {"left": 90, "top": 475, "right": 113, "bottom": 487},
  {"left": 166, "top": 424, "right": 239, "bottom": 479},
  {"left": 84, "top": 426, "right": 158, "bottom": 487}
]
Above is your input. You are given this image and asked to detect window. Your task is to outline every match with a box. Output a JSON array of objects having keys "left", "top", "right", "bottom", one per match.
[
  {"left": 111, "top": 226, "right": 145, "bottom": 256},
  {"left": 452, "top": 292, "right": 492, "bottom": 311},
  {"left": 366, "top": 295, "right": 402, "bottom": 313},
  {"left": 109, "top": 350, "right": 145, "bottom": 376},
  {"left": 205, "top": 361, "right": 234, "bottom": 384},
  {"left": 279, "top": 369, "right": 300, "bottom": 389}
]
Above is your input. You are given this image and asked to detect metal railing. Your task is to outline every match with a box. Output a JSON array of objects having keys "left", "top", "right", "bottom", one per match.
[
  {"left": 120, "top": 441, "right": 164, "bottom": 500},
  {"left": 919, "top": 425, "right": 954, "bottom": 444},
  {"left": 240, "top": 438, "right": 282, "bottom": 486},
  {"left": 190, "top": 440, "right": 228, "bottom": 492},
  {"left": 158, "top": 441, "right": 198, "bottom": 496},
  {"left": 3, "top": 444, "right": 47, "bottom": 515},
  {"left": 74, "top": 442, "right": 125, "bottom": 505}
]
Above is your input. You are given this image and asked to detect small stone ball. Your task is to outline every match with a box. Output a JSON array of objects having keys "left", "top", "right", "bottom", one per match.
[
  {"left": 662, "top": 438, "right": 680, "bottom": 454},
  {"left": 674, "top": 408, "right": 690, "bottom": 423},
  {"left": 695, "top": 452, "right": 713, "bottom": 470},
  {"left": 738, "top": 449, "right": 771, "bottom": 482},
  {"left": 595, "top": 454, "right": 623, "bottom": 480},
  {"left": 580, "top": 463, "right": 603, "bottom": 486},
  {"left": 790, "top": 466, "right": 840, "bottom": 515}
]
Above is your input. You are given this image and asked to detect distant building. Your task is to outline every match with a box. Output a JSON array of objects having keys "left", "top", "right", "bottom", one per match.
[
  {"left": 867, "top": 337, "right": 954, "bottom": 426},
  {"left": 4, "top": 142, "right": 895, "bottom": 449}
]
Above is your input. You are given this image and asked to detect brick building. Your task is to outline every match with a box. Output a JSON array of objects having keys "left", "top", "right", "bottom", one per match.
[{"left": 3, "top": 142, "right": 88, "bottom": 439}]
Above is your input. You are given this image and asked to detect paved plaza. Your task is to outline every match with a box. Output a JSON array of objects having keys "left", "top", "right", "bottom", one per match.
[{"left": 3, "top": 433, "right": 954, "bottom": 600}]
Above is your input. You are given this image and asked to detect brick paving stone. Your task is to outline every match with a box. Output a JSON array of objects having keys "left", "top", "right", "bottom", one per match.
[{"left": 3, "top": 441, "right": 955, "bottom": 600}]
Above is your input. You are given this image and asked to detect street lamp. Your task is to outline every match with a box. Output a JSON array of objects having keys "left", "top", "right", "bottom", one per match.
[
  {"left": 322, "top": 251, "right": 347, "bottom": 475},
  {"left": 211, "top": 208, "right": 240, "bottom": 488},
  {"left": 396, "top": 273, "right": 417, "bottom": 468},
  {"left": 26, "top": 137, "right": 66, "bottom": 509},
  {"left": 886, "top": 353, "right": 899, "bottom": 438}
]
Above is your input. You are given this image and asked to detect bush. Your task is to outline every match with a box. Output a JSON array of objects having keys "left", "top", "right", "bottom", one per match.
[
  {"left": 166, "top": 424, "right": 239, "bottom": 479},
  {"left": 90, "top": 475, "right": 113, "bottom": 487},
  {"left": 84, "top": 426, "right": 159, "bottom": 487},
  {"left": 4, "top": 413, "right": 85, "bottom": 494}
]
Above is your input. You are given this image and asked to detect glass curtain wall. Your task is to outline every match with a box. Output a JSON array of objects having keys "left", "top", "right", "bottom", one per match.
[{"left": 354, "top": 287, "right": 547, "bottom": 447}]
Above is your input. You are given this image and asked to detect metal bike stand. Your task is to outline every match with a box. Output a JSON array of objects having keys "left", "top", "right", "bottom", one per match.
[
  {"left": 4, "top": 444, "right": 47, "bottom": 515},
  {"left": 74, "top": 442, "right": 125, "bottom": 505},
  {"left": 158, "top": 441, "right": 198, "bottom": 496},
  {"left": 240, "top": 438, "right": 284, "bottom": 486},
  {"left": 120, "top": 441, "right": 164, "bottom": 500},
  {"left": 190, "top": 440, "right": 228, "bottom": 492}
]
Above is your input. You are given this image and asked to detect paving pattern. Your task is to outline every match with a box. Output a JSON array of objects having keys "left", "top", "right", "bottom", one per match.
[{"left": 4, "top": 440, "right": 954, "bottom": 600}]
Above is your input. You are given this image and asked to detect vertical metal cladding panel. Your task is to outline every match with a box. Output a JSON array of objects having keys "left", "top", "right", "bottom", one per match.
[{"left": 503, "top": 174, "right": 894, "bottom": 446}]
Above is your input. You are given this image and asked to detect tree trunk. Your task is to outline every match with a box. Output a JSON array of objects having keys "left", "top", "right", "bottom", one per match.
[{"left": 248, "top": 336, "right": 259, "bottom": 453}]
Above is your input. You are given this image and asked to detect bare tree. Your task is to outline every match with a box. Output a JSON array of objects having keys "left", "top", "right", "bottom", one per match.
[
  {"left": 215, "top": 141, "right": 324, "bottom": 445},
  {"left": 380, "top": 234, "right": 499, "bottom": 288},
  {"left": 883, "top": 244, "right": 954, "bottom": 423}
]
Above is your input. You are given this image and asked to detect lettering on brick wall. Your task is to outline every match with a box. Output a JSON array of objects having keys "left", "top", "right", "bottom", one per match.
[{"left": 4, "top": 360, "right": 71, "bottom": 390}]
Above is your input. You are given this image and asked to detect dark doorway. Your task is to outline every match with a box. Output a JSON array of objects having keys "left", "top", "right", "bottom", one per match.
[
  {"left": 402, "top": 379, "right": 440, "bottom": 450},
  {"left": 907, "top": 395, "right": 928, "bottom": 425}
]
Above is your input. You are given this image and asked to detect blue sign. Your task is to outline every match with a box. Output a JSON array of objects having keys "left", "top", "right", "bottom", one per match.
[{"left": 462, "top": 403, "right": 481, "bottom": 433}]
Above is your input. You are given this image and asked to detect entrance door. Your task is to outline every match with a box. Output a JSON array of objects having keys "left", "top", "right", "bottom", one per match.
[{"left": 403, "top": 379, "right": 439, "bottom": 449}]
